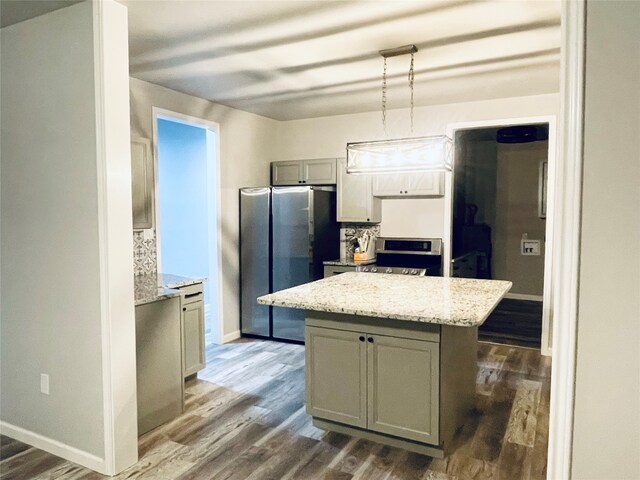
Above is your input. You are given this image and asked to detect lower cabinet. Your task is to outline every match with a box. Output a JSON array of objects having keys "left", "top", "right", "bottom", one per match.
[
  {"left": 178, "top": 283, "right": 206, "bottom": 378},
  {"left": 323, "top": 264, "right": 358, "bottom": 278},
  {"left": 305, "top": 327, "right": 367, "bottom": 428},
  {"left": 306, "top": 325, "right": 440, "bottom": 445}
]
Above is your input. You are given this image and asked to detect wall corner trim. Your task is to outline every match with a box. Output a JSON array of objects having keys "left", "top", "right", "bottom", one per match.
[
  {"left": 546, "top": 0, "right": 586, "bottom": 478},
  {"left": 0, "top": 422, "right": 106, "bottom": 473},
  {"left": 222, "top": 330, "right": 241, "bottom": 344}
]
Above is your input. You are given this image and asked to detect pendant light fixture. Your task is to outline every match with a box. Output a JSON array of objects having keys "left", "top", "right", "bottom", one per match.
[{"left": 346, "top": 45, "right": 453, "bottom": 174}]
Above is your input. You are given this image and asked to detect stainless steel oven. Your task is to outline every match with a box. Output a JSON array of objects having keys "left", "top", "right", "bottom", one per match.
[{"left": 356, "top": 237, "right": 443, "bottom": 276}]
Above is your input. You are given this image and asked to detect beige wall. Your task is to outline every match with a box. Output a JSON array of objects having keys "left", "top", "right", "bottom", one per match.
[
  {"left": 277, "top": 94, "right": 559, "bottom": 239},
  {"left": 0, "top": 1, "right": 138, "bottom": 473},
  {"left": 572, "top": 1, "right": 640, "bottom": 479},
  {"left": 129, "top": 78, "right": 279, "bottom": 339},
  {"left": 493, "top": 141, "right": 547, "bottom": 296}
]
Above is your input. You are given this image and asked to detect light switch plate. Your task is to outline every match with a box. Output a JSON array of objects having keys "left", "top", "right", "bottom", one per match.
[
  {"left": 40, "top": 374, "right": 49, "bottom": 395},
  {"left": 521, "top": 239, "right": 541, "bottom": 256}
]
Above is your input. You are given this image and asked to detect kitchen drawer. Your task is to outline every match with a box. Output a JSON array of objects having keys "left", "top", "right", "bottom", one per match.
[{"left": 179, "top": 283, "right": 204, "bottom": 304}]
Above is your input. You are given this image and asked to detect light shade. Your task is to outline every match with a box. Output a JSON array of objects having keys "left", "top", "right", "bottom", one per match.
[{"left": 346, "top": 135, "right": 453, "bottom": 174}]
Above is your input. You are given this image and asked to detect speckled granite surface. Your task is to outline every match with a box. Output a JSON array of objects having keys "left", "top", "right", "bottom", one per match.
[
  {"left": 133, "top": 273, "right": 206, "bottom": 306},
  {"left": 257, "top": 272, "right": 512, "bottom": 327},
  {"left": 161, "top": 273, "right": 207, "bottom": 289},
  {"left": 323, "top": 259, "right": 376, "bottom": 267},
  {"left": 134, "top": 275, "right": 182, "bottom": 306}
]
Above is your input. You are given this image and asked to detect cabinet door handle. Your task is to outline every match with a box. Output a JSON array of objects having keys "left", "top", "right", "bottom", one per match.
[
  {"left": 359, "top": 336, "right": 365, "bottom": 342},
  {"left": 182, "top": 307, "right": 187, "bottom": 312},
  {"left": 367, "top": 337, "right": 374, "bottom": 343},
  {"left": 184, "top": 292, "right": 201, "bottom": 299}
]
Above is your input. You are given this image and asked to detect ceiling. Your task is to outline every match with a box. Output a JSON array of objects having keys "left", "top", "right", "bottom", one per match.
[
  {"left": 2, "top": 0, "right": 561, "bottom": 121},
  {"left": 0, "top": 1, "right": 81, "bottom": 28}
]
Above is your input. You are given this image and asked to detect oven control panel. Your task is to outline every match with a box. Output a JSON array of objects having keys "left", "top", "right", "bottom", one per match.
[
  {"left": 375, "top": 237, "right": 442, "bottom": 255},
  {"left": 355, "top": 265, "right": 427, "bottom": 276}
]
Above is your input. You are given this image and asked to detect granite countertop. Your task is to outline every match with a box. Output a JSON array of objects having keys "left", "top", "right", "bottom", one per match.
[
  {"left": 160, "top": 273, "right": 207, "bottom": 289},
  {"left": 257, "top": 272, "right": 512, "bottom": 327},
  {"left": 134, "top": 275, "right": 182, "bottom": 306},
  {"left": 323, "top": 258, "right": 376, "bottom": 267},
  {"left": 134, "top": 273, "right": 207, "bottom": 306}
]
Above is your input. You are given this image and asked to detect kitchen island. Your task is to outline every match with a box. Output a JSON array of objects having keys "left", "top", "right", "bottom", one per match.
[{"left": 258, "top": 272, "right": 511, "bottom": 457}]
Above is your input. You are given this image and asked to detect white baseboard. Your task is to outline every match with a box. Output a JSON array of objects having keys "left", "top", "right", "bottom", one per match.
[
  {"left": 504, "top": 293, "right": 543, "bottom": 302},
  {"left": 0, "top": 421, "right": 106, "bottom": 474},
  {"left": 222, "top": 330, "right": 241, "bottom": 344}
]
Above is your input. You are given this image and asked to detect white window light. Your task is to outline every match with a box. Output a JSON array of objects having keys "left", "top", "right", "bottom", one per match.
[
  {"left": 347, "top": 135, "right": 452, "bottom": 174},
  {"left": 346, "top": 45, "right": 452, "bottom": 174}
]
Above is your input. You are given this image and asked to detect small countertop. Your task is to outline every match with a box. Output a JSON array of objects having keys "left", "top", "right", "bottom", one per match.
[
  {"left": 160, "top": 273, "right": 207, "bottom": 289},
  {"left": 257, "top": 272, "right": 511, "bottom": 327},
  {"left": 134, "top": 273, "right": 206, "bottom": 306},
  {"left": 323, "top": 258, "right": 376, "bottom": 267}
]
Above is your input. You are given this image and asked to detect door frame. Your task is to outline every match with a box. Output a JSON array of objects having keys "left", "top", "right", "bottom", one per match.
[
  {"left": 151, "top": 107, "right": 224, "bottom": 345},
  {"left": 445, "top": 114, "right": 557, "bottom": 357}
]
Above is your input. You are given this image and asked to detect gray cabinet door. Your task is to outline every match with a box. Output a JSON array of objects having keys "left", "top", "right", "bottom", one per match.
[
  {"left": 337, "top": 158, "right": 381, "bottom": 223},
  {"left": 182, "top": 300, "right": 205, "bottom": 377},
  {"left": 305, "top": 326, "right": 367, "bottom": 428},
  {"left": 131, "top": 137, "right": 154, "bottom": 229},
  {"left": 303, "top": 159, "right": 336, "bottom": 184},
  {"left": 367, "top": 334, "right": 440, "bottom": 444},
  {"left": 272, "top": 161, "right": 303, "bottom": 185}
]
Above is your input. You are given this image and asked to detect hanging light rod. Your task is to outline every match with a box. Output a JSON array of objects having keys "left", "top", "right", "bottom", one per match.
[{"left": 379, "top": 44, "right": 418, "bottom": 58}]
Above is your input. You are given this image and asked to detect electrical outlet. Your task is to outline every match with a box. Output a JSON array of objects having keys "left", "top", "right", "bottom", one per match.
[
  {"left": 521, "top": 239, "right": 541, "bottom": 256},
  {"left": 40, "top": 374, "right": 49, "bottom": 395}
]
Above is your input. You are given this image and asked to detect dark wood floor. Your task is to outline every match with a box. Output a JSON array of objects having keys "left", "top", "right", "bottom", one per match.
[
  {"left": 0, "top": 339, "right": 551, "bottom": 480},
  {"left": 479, "top": 299, "right": 543, "bottom": 349}
]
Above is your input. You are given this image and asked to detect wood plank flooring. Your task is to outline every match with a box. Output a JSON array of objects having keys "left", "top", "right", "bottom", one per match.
[
  {"left": 0, "top": 339, "right": 551, "bottom": 480},
  {"left": 479, "top": 299, "right": 543, "bottom": 349}
]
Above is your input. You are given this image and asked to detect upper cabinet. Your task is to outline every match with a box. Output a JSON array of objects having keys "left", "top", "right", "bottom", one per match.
[
  {"left": 271, "top": 158, "right": 337, "bottom": 185},
  {"left": 337, "top": 158, "right": 381, "bottom": 223},
  {"left": 373, "top": 172, "right": 445, "bottom": 198},
  {"left": 131, "top": 137, "right": 154, "bottom": 230}
]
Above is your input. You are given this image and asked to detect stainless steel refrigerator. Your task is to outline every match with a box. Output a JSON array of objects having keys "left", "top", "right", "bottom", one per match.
[{"left": 240, "top": 186, "right": 339, "bottom": 342}]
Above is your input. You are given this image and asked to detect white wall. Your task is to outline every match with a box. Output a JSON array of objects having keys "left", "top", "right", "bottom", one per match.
[
  {"left": 277, "top": 94, "right": 560, "bottom": 239},
  {"left": 0, "top": 1, "right": 137, "bottom": 474},
  {"left": 571, "top": 1, "right": 640, "bottom": 478},
  {"left": 129, "top": 78, "right": 279, "bottom": 339}
]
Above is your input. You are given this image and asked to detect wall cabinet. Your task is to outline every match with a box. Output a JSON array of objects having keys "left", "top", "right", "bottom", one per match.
[
  {"left": 306, "top": 324, "right": 440, "bottom": 445},
  {"left": 271, "top": 158, "right": 337, "bottom": 185},
  {"left": 337, "top": 158, "right": 381, "bottom": 223},
  {"left": 131, "top": 137, "right": 154, "bottom": 229},
  {"left": 177, "top": 283, "right": 206, "bottom": 377},
  {"left": 373, "top": 172, "right": 445, "bottom": 198}
]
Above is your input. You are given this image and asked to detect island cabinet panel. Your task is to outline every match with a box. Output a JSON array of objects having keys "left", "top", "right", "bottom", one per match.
[
  {"left": 305, "top": 326, "right": 367, "bottom": 428},
  {"left": 367, "top": 335, "right": 440, "bottom": 444}
]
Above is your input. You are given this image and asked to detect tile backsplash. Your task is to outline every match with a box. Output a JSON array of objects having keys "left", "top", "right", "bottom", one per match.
[
  {"left": 341, "top": 224, "right": 380, "bottom": 260},
  {"left": 133, "top": 230, "right": 157, "bottom": 276}
]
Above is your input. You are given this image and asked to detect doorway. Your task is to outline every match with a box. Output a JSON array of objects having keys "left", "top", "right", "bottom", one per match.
[
  {"left": 153, "top": 108, "right": 222, "bottom": 346},
  {"left": 446, "top": 118, "right": 556, "bottom": 355}
]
